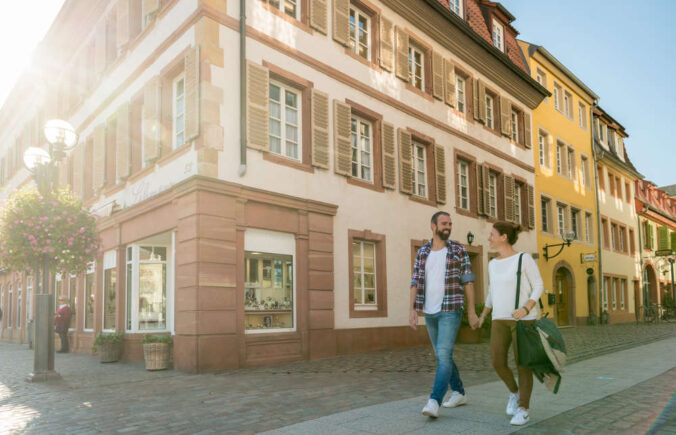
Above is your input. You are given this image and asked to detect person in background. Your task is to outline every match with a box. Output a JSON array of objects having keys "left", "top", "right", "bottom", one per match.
[{"left": 55, "top": 296, "right": 72, "bottom": 353}]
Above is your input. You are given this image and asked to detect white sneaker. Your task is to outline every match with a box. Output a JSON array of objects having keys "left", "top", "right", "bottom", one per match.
[
  {"left": 422, "top": 399, "right": 440, "bottom": 418},
  {"left": 506, "top": 392, "right": 519, "bottom": 415},
  {"left": 442, "top": 391, "right": 468, "bottom": 408},
  {"left": 510, "top": 407, "right": 530, "bottom": 426}
]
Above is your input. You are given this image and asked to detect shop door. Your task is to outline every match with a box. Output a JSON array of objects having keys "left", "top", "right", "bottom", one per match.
[{"left": 555, "top": 269, "right": 570, "bottom": 326}]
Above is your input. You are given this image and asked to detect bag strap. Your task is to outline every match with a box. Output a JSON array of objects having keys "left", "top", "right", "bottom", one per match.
[{"left": 515, "top": 253, "right": 524, "bottom": 310}]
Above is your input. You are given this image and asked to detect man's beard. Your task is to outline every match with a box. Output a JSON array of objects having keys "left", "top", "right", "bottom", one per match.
[{"left": 436, "top": 228, "right": 451, "bottom": 241}]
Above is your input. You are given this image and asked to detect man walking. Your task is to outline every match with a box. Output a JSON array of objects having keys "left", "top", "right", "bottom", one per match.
[
  {"left": 410, "top": 211, "right": 478, "bottom": 418},
  {"left": 55, "top": 297, "right": 72, "bottom": 353}
]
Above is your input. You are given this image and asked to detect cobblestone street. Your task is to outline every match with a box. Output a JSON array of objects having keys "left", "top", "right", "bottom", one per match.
[{"left": 1, "top": 322, "right": 675, "bottom": 434}]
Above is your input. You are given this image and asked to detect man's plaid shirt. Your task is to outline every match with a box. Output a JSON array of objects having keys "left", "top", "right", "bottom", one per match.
[{"left": 411, "top": 239, "right": 475, "bottom": 312}]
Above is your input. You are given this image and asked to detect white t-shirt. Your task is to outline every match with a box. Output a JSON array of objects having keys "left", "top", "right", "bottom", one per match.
[
  {"left": 485, "top": 252, "right": 544, "bottom": 320},
  {"left": 423, "top": 247, "right": 448, "bottom": 314}
]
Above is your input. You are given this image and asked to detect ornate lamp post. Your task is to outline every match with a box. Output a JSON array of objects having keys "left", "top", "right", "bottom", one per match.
[
  {"left": 542, "top": 231, "right": 576, "bottom": 261},
  {"left": 24, "top": 120, "right": 77, "bottom": 382}
]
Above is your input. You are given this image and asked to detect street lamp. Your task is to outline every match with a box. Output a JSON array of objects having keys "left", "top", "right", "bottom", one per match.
[
  {"left": 24, "top": 119, "right": 78, "bottom": 383},
  {"left": 543, "top": 231, "right": 576, "bottom": 261}
]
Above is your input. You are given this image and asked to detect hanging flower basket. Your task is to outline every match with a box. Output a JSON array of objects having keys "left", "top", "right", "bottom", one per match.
[{"left": 0, "top": 187, "right": 101, "bottom": 275}]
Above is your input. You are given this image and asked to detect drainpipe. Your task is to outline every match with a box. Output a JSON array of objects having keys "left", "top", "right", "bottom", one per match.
[
  {"left": 238, "top": 0, "right": 247, "bottom": 177},
  {"left": 591, "top": 102, "right": 604, "bottom": 324},
  {"left": 637, "top": 207, "right": 644, "bottom": 307}
]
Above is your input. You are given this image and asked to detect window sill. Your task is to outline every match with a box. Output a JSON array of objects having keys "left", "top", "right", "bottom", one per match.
[
  {"left": 409, "top": 195, "right": 436, "bottom": 207},
  {"left": 455, "top": 207, "right": 477, "bottom": 219},
  {"left": 344, "top": 48, "right": 381, "bottom": 72},
  {"left": 346, "top": 176, "right": 384, "bottom": 192},
  {"left": 127, "top": 164, "right": 155, "bottom": 184},
  {"left": 157, "top": 142, "right": 192, "bottom": 167},
  {"left": 482, "top": 125, "right": 501, "bottom": 137},
  {"left": 263, "top": 152, "right": 314, "bottom": 173},
  {"left": 349, "top": 308, "right": 387, "bottom": 318},
  {"left": 260, "top": 2, "right": 313, "bottom": 35},
  {"left": 404, "top": 82, "right": 434, "bottom": 102}
]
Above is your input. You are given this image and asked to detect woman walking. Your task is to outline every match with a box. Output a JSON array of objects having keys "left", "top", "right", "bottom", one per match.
[{"left": 478, "top": 222, "right": 544, "bottom": 426}]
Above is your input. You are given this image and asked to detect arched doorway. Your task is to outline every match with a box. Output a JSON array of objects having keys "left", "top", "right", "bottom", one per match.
[
  {"left": 554, "top": 267, "right": 574, "bottom": 326},
  {"left": 644, "top": 264, "right": 658, "bottom": 304}
]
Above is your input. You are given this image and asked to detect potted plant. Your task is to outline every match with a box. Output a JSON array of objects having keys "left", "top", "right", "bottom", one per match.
[
  {"left": 142, "top": 334, "right": 172, "bottom": 371},
  {"left": 92, "top": 332, "right": 124, "bottom": 363},
  {"left": 457, "top": 303, "right": 488, "bottom": 344}
]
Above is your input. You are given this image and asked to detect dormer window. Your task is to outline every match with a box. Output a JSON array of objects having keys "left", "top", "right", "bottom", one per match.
[
  {"left": 449, "top": 0, "right": 462, "bottom": 16},
  {"left": 492, "top": 20, "right": 504, "bottom": 52}
]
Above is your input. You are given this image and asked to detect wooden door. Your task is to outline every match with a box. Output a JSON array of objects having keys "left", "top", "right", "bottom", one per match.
[{"left": 555, "top": 269, "right": 570, "bottom": 326}]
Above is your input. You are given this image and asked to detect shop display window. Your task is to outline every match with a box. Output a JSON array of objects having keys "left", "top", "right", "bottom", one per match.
[{"left": 244, "top": 251, "right": 294, "bottom": 332}]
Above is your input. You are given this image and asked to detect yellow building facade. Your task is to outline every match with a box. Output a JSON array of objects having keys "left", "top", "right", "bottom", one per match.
[{"left": 519, "top": 42, "right": 599, "bottom": 326}]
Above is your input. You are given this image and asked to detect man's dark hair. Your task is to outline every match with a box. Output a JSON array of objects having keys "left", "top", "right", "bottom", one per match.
[{"left": 430, "top": 211, "right": 451, "bottom": 225}]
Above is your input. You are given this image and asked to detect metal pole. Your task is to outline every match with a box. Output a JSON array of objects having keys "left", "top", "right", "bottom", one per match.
[{"left": 670, "top": 258, "right": 675, "bottom": 305}]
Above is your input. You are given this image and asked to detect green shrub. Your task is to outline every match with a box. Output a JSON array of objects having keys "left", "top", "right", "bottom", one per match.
[
  {"left": 142, "top": 334, "right": 173, "bottom": 345},
  {"left": 92, "top": 332, "right": 124, "bottom": 351}
]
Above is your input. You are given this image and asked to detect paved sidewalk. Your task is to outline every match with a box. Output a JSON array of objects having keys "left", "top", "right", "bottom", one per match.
[
  {"left": 0, "top": 323, "right": 674, "bottom": 434},
  {"left": 263, "top": 337, "right": 676, "bottom": 434}
]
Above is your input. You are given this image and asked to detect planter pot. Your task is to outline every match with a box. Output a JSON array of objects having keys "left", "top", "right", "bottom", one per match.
[
  {"left": 457, "top": 325, "right": 482, "bottom": 344},
  {"left": 143, "top": 343, "right": 170, "bottom": 370},
  {"left": 98, "top": 342, "right": 122, "bottom": 363}
]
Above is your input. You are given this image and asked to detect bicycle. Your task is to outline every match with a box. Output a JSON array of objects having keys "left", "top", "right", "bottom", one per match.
[{"left": 636, "top": 303, "right": 659, "bottom": 325}]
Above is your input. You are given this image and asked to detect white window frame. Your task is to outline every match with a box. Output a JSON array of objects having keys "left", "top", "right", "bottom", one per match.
[
  {"left": 449, "top": 0, "right": 462, "bottom": 16},
  {"left": 412, "top": 142, "right": 427, "bottom": 198},
  {"left": 485, "top": 94, "right": 494, "bottom": 129},
  {"left": 456, "top": 76, "right": 466, "bottom": 114},
  {"left": 172, "top": 74, "right": 186, "bottom": 150},
  {"left": 408, "top": 44, "right": 425, "bottom": 91},
  {"left": 267, "top": 0, "right": 299, "bottom": 20},
  {"left": 538, "top": 133, "right": 546, "bottom": 167},
  {"left": 510, "top": 110, "right": 518, "bottom": 143},
  {"left": 557, "top": 204, "right": 566, "bottom": 237},
  {"left": 578, "top": 102, "right": 587, "bottom": 129},
  {"left": 102, "top": 250, "right": 117, "bottom": 332},
  {"left": 581, "top": 155, "right": 589, "bottom": 188},
  {"left": 563, "top": 91, "right": 572, "bottom": 118},
  {"left": 492, "top": 20, "right": 504, "bottom": 52},
  {"left": 612, "top": 279, "right": 618, "bottom": 310},
  {"left": 350, "top": 115, "right": 373, "bottom": 182},
  {"left": 571, "top": 208, "right": 580, "bottom": 240},
  {"left": 585, "top": 212, "right": 593, "bottom": 244},
  {"left": 245, "top": 229, "right": 296, "bottom": 334},
  {"left": 619, "top": 226, "right": 625, "bottom": 252},
  {"left": 16, "top": 281, "right": 21, "bottom": 329},
  {"left": 457, "top": 160, "right": 469, "bottom": 210},
  {"left": 603, "top": 278, "right": 609, "bottom": 311},
  {"left": 7, "top": 284, "right": 12, "bottom": 329},
  {"left": 125, "top": 237, "right": 175, "bottom": 334},
  {"left": 620, "top": 280, "right": 626, "bottom": 310},
  {"left": 541, "top": 197, "right": 551, "bottom": 233},
  {"left": 353, "top": 240, "right": 377, "bottom": 309},
  {"left": 269, "top": 80, "right": 302, "bottom": 161},
  {"left": 553, "top": 83, "right": 561, "bottom": 111},
  {"left": 488, "top": 173, "right": 497, "bottom": 218},
  {"left": 611, "top": 223, "right": 617, "bottom": 251},
  {"left": 567, "top": 148, "right": 575, "bottom": 179},
  {"left": 349, "top": 5, "right": 370, "bottom": 60},
  {"left": 514, "top": 184, "right": 522, "bottom": 224},
  {"left": 83, "top": 262, "right": 96, "bottom": 332},
  {"left": 556, "top": 143, "right": 563, "bottom": 175}
]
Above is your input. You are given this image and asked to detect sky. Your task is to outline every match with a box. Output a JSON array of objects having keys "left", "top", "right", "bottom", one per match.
[{"left": 0, "top": 0, "right": 673, "bottom": 186}]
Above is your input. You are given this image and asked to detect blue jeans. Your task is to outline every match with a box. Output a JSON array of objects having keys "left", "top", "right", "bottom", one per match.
[{"left": 425, "top": 310, "right": 465, "bottom": 405}]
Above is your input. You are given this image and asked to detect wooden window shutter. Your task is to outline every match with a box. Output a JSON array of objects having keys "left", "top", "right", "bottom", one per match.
[
  {"left": 658, "top": 226, "right": 669, "bottom": 250},
  {"left": 527, "top": 184, "right": 536, "bottom": 229},
  {"left": 117, "top": 0, "right": 130, "bottom": 50},
  {"left": 472, "top": 78, "right": 481, "bottom": 122},
  {"left": 434, "top": 145, "right": 446, "bottom": 204},
  {"left": 504, "top": 175, "right": 515, "bottom": 223},
  {"left": 142, "top": 76, "right": 162, "bottom": 163},
  {"left": 310, "top": 89, "right": 330, "bottom": 169},
  {"left": 482, "top": 164, "right": 490, "bottom": 214},
  {"left": 184, "top": 45, "right": 200, "bottom": 141},
  {"left": 523, "top": 112, "right": 532, "bottom": 148},
  {"left": 381, "top": 122, "right": 396, "bottom": 189},
  {"left": 94, "top": 24, "right": 107, "bottom": 77},
  {"left": 500, "top": 96, "right": 511, "bottom": 137},
  {"left": 394, "top": 27, "right": 409, "bottom": 81},
  {"left": 478, "top": 80, "right": 486, "bottom": 124},
  {"left": 72, "top": 144, "right": 84, "bottom": 198},
  {"left": 432, "top": 51, "right": 444, "bottom": 100},
  {"left": 93, "top": 124, "right": 106, "bottom": 191},
  {"left": 333, "top": 100, "right": 352, "bottom": 176},
  {"left": 379, "top": 16, "right": 394, "bottom": 72},
  {"left": 143, "top": 0, "right": 160, "bottom": 25},
  {"left": 116, "top": 102, "right": 131, "bottom": 180},
  {"left": 332, "top": 0, "right": 349, "bottom": 46},
  {"left": 245, "top": 61, "right": 269, "bottom": 151},
  {"left": 647, "top": 223, "right": 654, "bottom": 250},
  {"left": 671, "top": 231, "right": 676, "bottom": 251},
  {"left": 310, "top": 0, "right": 328, "bottom": 34},
  {"left": 398, "top": 128, "right": 413, "bottom": 194},
  {"left": 443, "top": 59, "right": 455, "bottom": 107},
  {"left": 476, "top": 163, "right": 485, "bottom": 215}
]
